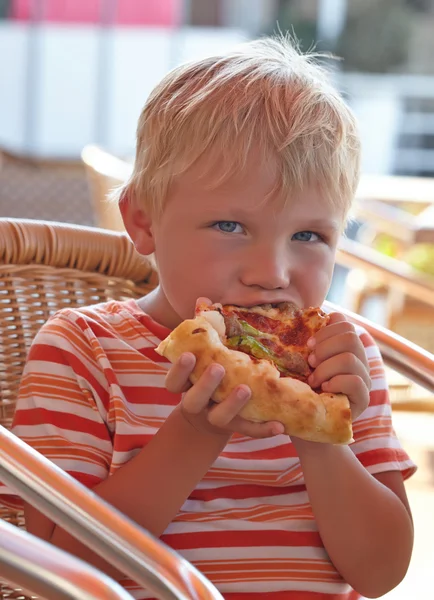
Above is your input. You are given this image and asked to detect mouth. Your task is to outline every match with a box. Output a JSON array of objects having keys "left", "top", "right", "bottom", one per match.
[{"left": 226, "top": 300, "right": 300, "bottom": 309}]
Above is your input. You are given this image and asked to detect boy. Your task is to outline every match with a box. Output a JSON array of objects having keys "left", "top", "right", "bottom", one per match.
[{"left": 1, "top": 36, "right": 416, "bottom": 599}]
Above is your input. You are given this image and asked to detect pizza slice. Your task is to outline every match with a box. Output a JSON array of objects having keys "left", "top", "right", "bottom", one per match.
[
  {"left": 156, "top": 302, "right": 353, "bottom": 444},
  {"left": 208, "top": 302, "right": 328, "bottom": 382}
]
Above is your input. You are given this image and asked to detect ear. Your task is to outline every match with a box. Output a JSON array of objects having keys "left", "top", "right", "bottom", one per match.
[{"left": 120, "top": 194, "right": 155, "bottom": 256}]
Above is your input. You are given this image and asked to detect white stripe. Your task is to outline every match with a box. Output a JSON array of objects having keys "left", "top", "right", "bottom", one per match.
[
  {"left": 21, "top": 359, "right": 111, "bottom": 423},
  {"left": 50, "top": 459, "right": 108, "bottom": 478},
  {"left": 370, "top": 377, "right": 387, "bottom": 391},
  {"left": 16, "top": 396, "right": 104, "bottom": 423},
  {"left": 12, "top": 425, "right": 112, "bottom": 451},
  {"left": 146, "top": 334, "right": 164, "bottom": 347},
  {"left": 364, "top": 345, "right": 382, "bottom": 360},
  {"left": 111, "top": 448, "right": 143, "bottom": 466},
  {"left": 355, "top": 404, "right": 391, "bottom": 421},
  {"left": 195, "top": 479, "right": 253, "bottom": 489},
  {"left": 112, "top": 403, "right": 174, "bottom": 419},
  {"left": 21, "top": 360, "right": 77, "bottom": 378},
  {"left": 181, "top": 490, "right": 309, "bottom": 512},
  {"left": 350, "top": 435, "right": 402, "bottom": 454},
  {"left": 98, "top": 336, "right": 155, "bottom": 350},
  {"left": 215, "top": 580, "right": 350, "bottom": 594},
  {"left": 113, "top": 426, "right": 159, "bottom": 439},
  {"left": 193, "top": 469, "right": 304, "bottom": 488},
  {"left": 125, "top": 577, "right": 350, "bottom": 597},
  {"left": 165, "top": 519, "right": 318, "bottom": 534},
  {"left": 33, "top": 328, "right": 108, "bottom": 389},
  {"left": 368, "top": 460, "right": 416, "bottom": 475},
  {"left": 223, "top": 434, "right": 292, "bottom": 452},
  {"left": 116, "top": 373, "right": 168, "bottom": 387},
  {"left": 211, "top": 456, "right": 300, "bottom": 472},
  {"left": 180, "top": 545, "right": 328, "bottom": 561}
]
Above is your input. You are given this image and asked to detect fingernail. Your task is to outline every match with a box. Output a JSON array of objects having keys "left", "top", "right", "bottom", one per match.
[
  {"left": 210, "top": 364, "right": 225, "bottom": 378},
  {"left": 236, "top": 386, "right": 250, "bottom": 401},
  {"left": 179, "top": 353, "right": 193, "bottom": 367},
  {"left": 308, "top": 353, "right": 317, "bottom": 367},
  {"left": 307, "top": 337, "right": 316, "bottom": 348}
]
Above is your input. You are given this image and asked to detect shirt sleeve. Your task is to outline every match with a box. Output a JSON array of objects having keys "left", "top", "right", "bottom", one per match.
[
  {"left": 0, "top": 311, "right": 114, "bottom": 510},
  {"left": 350, "top": 325, "right": 417, "bottom": 480}
]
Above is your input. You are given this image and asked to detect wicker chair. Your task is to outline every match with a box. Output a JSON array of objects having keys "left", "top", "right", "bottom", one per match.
[
  {"left": 0, "top": 218, "right": 157, "bottom": 599},
  {"left": 81, "top": 144, "right": 132, "bottom": 232}
]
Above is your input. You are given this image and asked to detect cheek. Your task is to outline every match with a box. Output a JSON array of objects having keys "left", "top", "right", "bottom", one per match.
[
  {"left": 295, "top": 251, "right": 335, "bottom": 304},
  {"left": 154, "top": 234, "right": 234, "bottom": 308},
  {"left": 158, "top": 235, "right": 225, "bottom": 272}
]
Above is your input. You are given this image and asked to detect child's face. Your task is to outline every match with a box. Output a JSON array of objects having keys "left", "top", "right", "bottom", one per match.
[{"left": 131, "top": 153, "right": 345, "bottom": 328}]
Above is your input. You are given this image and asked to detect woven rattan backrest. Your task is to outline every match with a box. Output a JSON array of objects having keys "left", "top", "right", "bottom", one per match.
[
  {"left": 0, "top": 219, "right": 157, "bottom": 598},
  {"left": 0, "top": 218, "right": 158, "bottom": 431}
]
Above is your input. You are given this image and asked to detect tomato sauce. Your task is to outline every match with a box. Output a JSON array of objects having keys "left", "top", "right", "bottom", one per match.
[
  {"left": 259, "top": 337, "right": 284, "bottom": 357},
  {"left": 233, "top": 310, "right": 280, "bottom": 333},
  {"left": 278, "top": 314, "right": 310, "bottom": 347}
]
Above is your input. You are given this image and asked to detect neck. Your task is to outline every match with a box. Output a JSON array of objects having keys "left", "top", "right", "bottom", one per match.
[{"left": 137, "top": 287, "right": 183, "bottom": 330}]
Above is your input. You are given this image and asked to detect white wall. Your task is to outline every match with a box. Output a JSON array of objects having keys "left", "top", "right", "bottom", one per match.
[
  {"left": 0, "top": 23, "right": 246, "bottom": 158},
  {"left": 340, "top": 72, "right": 434, "bottom": 175},
  {"left": 35, "top": 26, "right": 100, "bottom": 156},
  {"left": 0, "top": 24, "right": 28, "bottom": 149},
  {"left": 3, "top": 22, "right": 434, "bottom": 175}
]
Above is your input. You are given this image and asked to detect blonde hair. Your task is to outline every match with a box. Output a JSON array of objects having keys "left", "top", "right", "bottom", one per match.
[{"left": 119, "top": 35, "right": 360, "bottom": 219}]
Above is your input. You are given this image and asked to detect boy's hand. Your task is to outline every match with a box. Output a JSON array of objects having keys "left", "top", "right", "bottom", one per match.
[
  {"left": 165, "top": 353, "right": 285, "bottom": 439},
  {"left": 307, "top": 312, "right": 371, "bottom": 422}
]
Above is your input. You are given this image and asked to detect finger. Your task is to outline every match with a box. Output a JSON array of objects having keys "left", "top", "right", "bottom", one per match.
[
  {"left": 207, "top": 390, "right": 285, "bottom": 438},
  {"left": 205, "top": 384, "right": 252, "bottom": 427},
  {"left": 206, "top": 385, "right": 285, "bottom": 436},
  {"left": 309, "top": 317, "right": 354, "bottom": 346},
  {"left": 229, "top": 417, "right": 285, "bottom": 438},
  {"left": 181, "top": 362, "right": 226, "bottom": 414},
  {"left": 308, "top": 353, "right": 371, "bottom": 390},
  {"left": 321, "top": 375, "right": 370, "bottom": 419},
  {"left": 165, "top": 352, "right": 196, "bottom": 393},
  {"left": 328, "top": 312, "right": 348, "bottom": 325},
  {"left": 308, "top": 330, "right": 368, "bottom": 370}
]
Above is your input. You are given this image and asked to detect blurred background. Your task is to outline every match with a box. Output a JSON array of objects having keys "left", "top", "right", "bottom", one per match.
[
  {"left": 2, "top": 0, "right": 434, "bottom": 221},
  {"left": 0, "top": 2, "right": 433, "bottom": 599}
]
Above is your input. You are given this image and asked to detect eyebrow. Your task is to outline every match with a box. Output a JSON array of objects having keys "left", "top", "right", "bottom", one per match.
[{"left": 202, "top": 208, "right": 259, "bottom": 221}]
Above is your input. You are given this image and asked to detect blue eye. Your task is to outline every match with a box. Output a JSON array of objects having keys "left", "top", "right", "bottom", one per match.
[
  {"left": 292, "top": 231, "right": 320, "bottom": 242},
  {"left": 213, "top": 221, "right": 243, "bottom": 234}
]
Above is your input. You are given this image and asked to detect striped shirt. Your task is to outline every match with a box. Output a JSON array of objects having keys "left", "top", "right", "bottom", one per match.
[{"left": 0, "top": 299, "right": 416, "bottom": 599}]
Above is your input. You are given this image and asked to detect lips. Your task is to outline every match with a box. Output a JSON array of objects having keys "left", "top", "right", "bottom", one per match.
[{"left": 225, "top": 300, "right": 300, "bottom": 309}]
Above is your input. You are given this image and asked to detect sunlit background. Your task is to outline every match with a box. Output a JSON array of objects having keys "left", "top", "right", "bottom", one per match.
[
  {"left": 2, "top": 1, "right": 434, "bottom": 216},
  {"left": 0, "top": 2, "right": 433, "bottom": 599}
]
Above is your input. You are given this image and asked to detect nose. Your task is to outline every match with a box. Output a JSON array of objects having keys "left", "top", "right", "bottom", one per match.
[{"left": 240, "top": 244, "right": 290, "bottom": 290}]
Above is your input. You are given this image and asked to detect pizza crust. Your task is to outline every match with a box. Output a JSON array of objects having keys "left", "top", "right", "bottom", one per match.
[{"left": 156, "top": 312, "right": 353, "bottom": 444}]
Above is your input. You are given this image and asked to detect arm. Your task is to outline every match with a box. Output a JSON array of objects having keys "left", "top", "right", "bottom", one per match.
[
  {"left": 25, "top": 404, "right": 230, "bottom": 580},
  {"left": 25, "top": 349, "right": 281, "bottom": 581},
  {"left": 292, "top": 437, "right": 413, "bottom": 598},
  {"left": 300, "top": 313, "right": 414, "bottom": 597}
]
